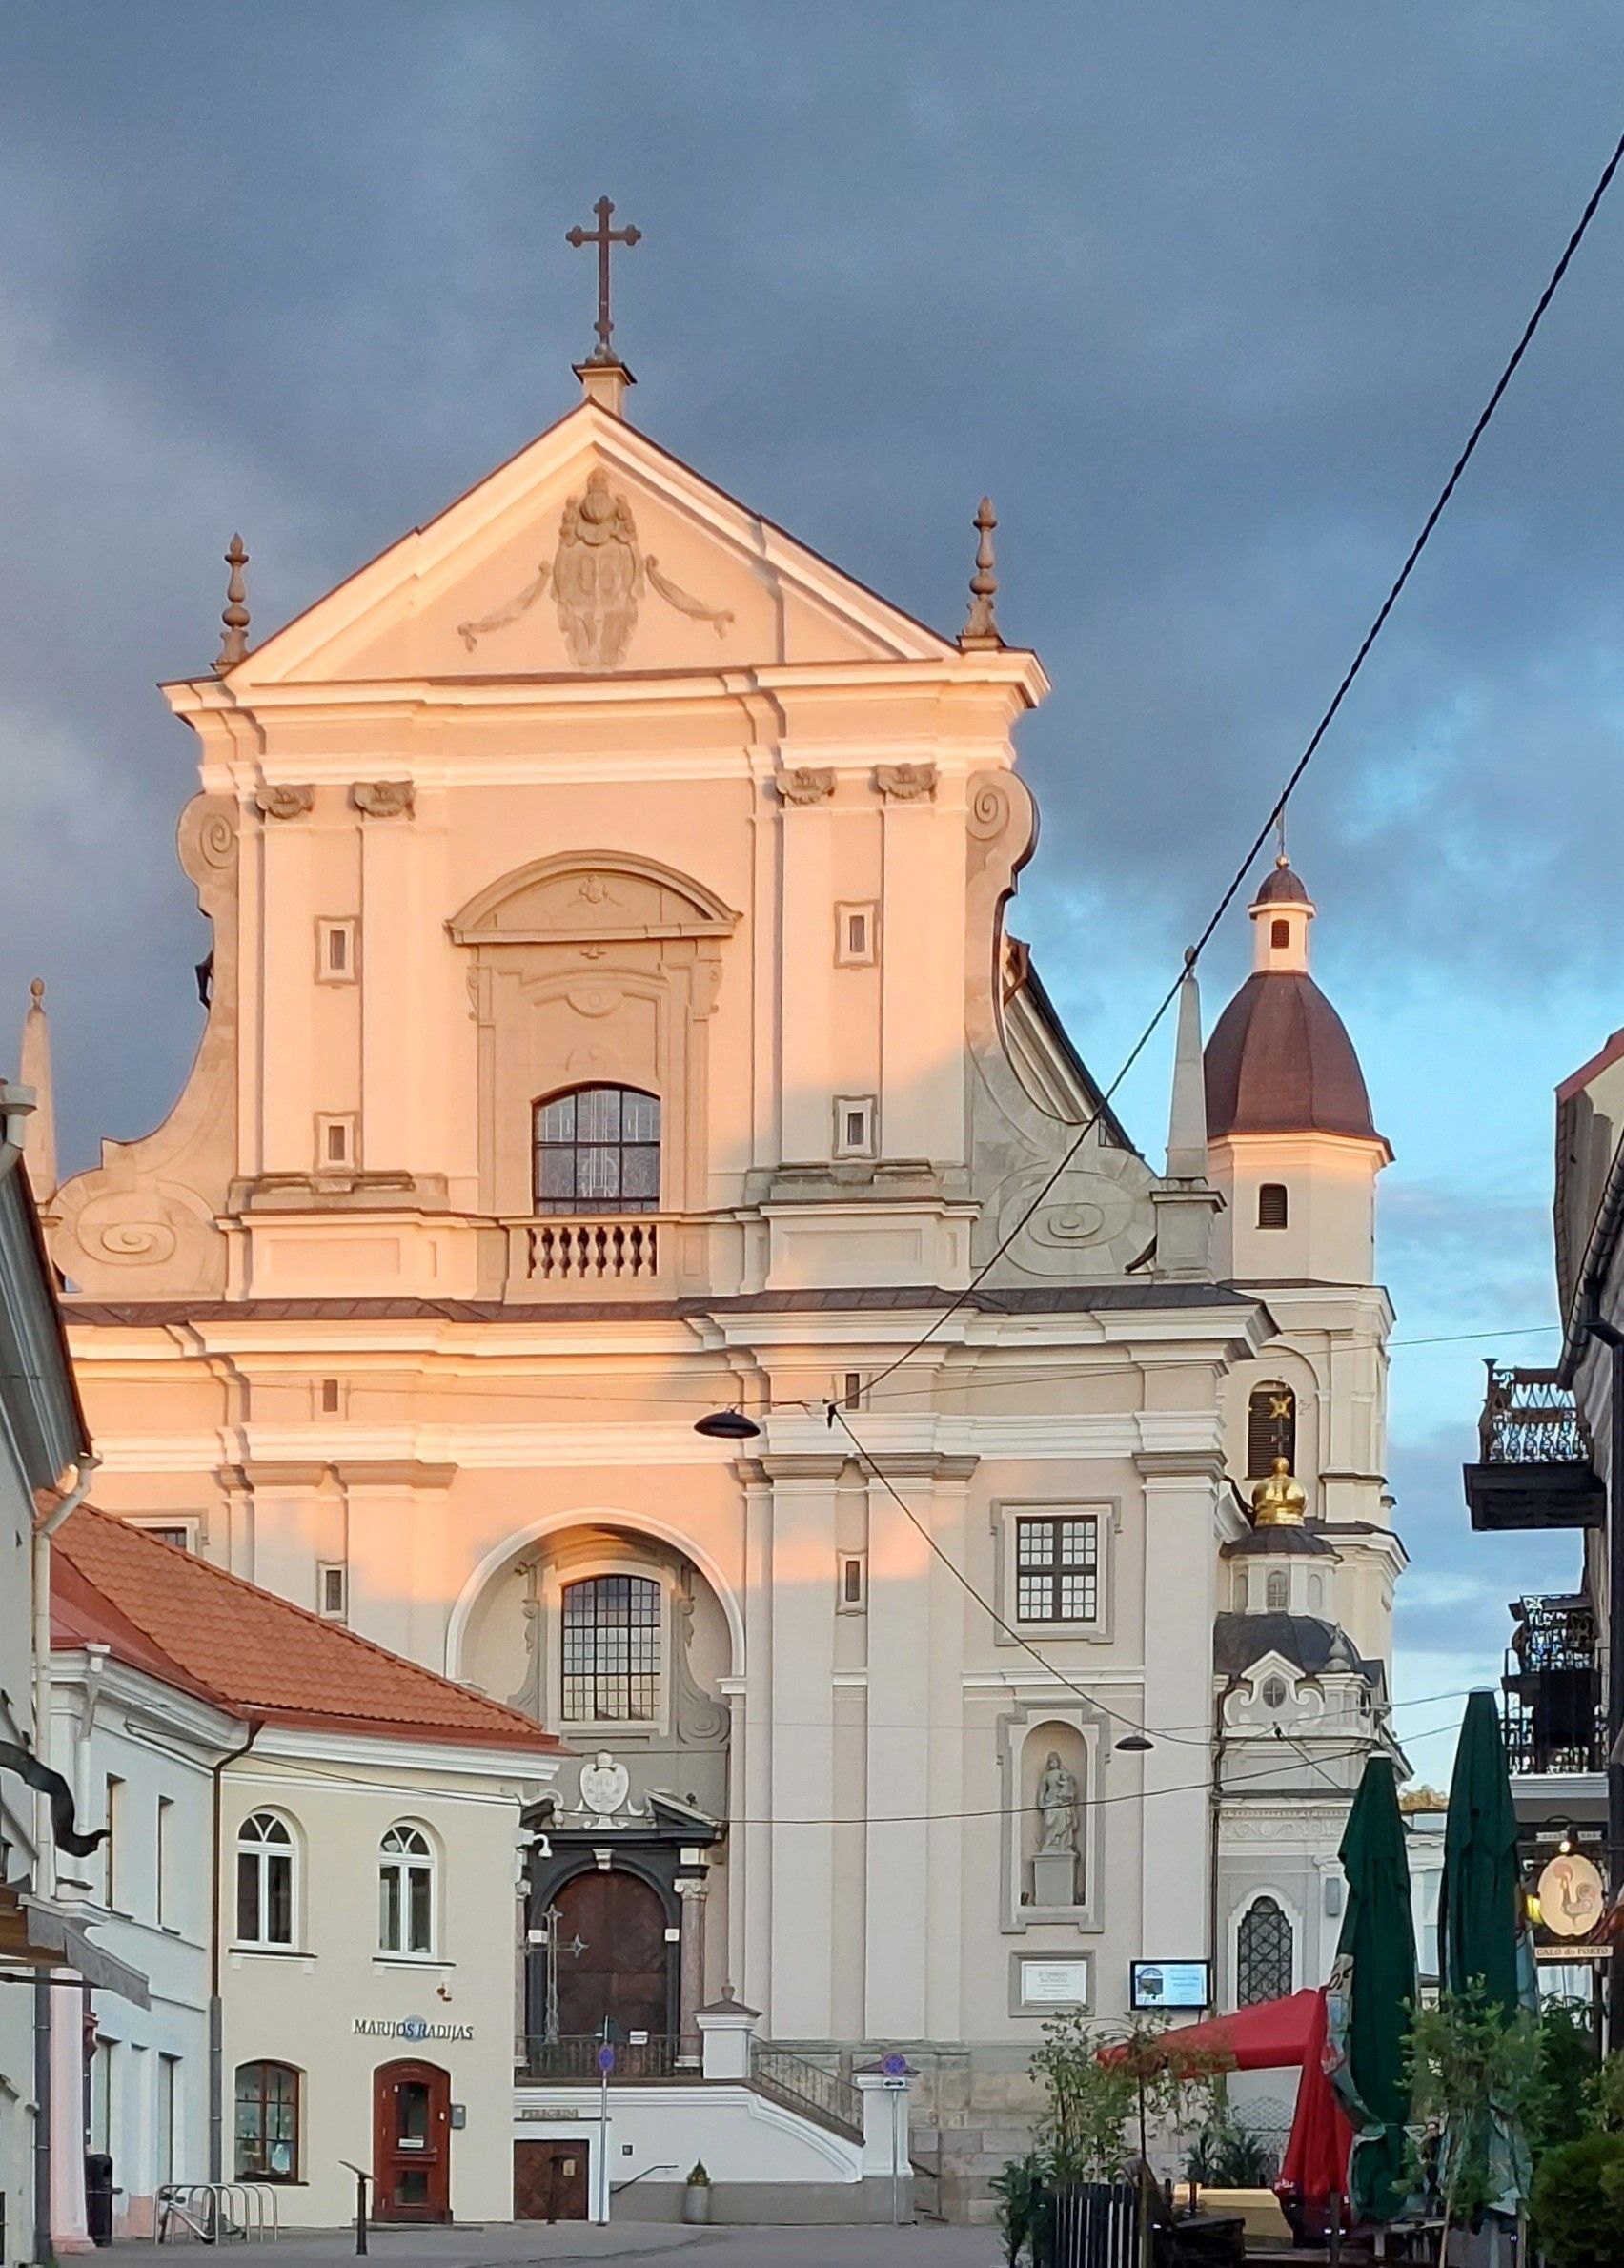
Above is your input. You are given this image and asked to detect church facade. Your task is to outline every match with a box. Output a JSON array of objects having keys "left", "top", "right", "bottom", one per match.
[{"left": 36, "top": 347, "right": 1404, "bottom": 2207}]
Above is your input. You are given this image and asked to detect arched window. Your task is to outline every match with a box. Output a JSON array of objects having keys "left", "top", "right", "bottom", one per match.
[
  {"left": 378, "top": 1825, "right": 435, "bottom": 1956},
  {"left": 235, "top": 1813, "right": 295, "bottom": 1948},
  {"left": 561, "top": 1574, "right": 661, "bottom": 1723},
  {"left": 1269, "top": 919, "right": 1289, "bottom": 950},
  {"left": 533, "top": 1085, "right": 660, "bottom": 1215},
  {"left": 1265, "top": 1569, "right": 1289, "bottom": 1613},
  {"left": 233, "top": 2060, "right": 300, "bottom": 2180},
  {"left": 1237, "top": 1895, "right": 1294, "bottom": 2005},
  {"left": 1247, "top": 1382, "right": 1296, "bottom": 1479},
  {"left": 1257, "top": 1182, "right": 1289, "bottom": 1229}
]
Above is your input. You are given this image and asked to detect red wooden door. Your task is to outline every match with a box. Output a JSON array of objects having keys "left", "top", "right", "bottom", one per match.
[
  {"left": 372, "top": 2059, "right": 451, "bottom": 2223},
  {"left": 554, "top": 1869, "right": 670, "bottom": 2042}
]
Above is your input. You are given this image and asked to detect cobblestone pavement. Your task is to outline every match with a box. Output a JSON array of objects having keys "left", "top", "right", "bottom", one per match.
[{"left": 109, "top": 2223, "right": 996, "bottom": 2267}]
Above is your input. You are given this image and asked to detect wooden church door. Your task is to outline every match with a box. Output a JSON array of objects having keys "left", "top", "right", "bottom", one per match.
[{"left": 555, "top": 1869, "right": 671, "bottom": 2057}]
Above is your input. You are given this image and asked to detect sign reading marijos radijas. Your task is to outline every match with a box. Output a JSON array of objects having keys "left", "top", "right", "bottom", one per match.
[{"left": 352, "top": 2015, "right": 475, "bottom": 2042}]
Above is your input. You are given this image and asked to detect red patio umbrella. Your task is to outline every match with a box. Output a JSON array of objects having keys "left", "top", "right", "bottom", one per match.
[
  {"left": 1279, "top": 1983, "right": 1354, "bottom": 2209},
  {"left": 1099, "top": 1988, "right": 1324, "bottom": 2072}
]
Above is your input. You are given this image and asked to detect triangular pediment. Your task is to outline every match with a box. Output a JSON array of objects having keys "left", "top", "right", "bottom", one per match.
[{"left": 225, "top": 400, "right": 956, "bottom": 688}]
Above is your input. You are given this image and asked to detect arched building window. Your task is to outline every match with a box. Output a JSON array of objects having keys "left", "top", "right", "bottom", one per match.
[
  {"left": 1247, "top": 1382, "right": 1297, "bottom": 1479},
  {"left": 234, "top": 2061, "right": 300, "bottom": 2180},
  {"left": 1237, "top": 1894, "right": 1294, "bottom": 2005},
  {"left": 533, "top": 1086, "right": 660, "bottom": 1214},
  {"left": 1265, "top": 1569, "right": 1289, "bottom": 1612},
  {"left": 561, "top": 1574, "right": 661, "bottom": 1723},
  {"left": 1257, "top": 1182, "right": 1289, "bottom": 1228},
  {"left": 378, "top": 1824, "right": 435, "bottom": 1955},
  {"left": 235, "top": 1813, "right": 295, "bottom": 1947}
]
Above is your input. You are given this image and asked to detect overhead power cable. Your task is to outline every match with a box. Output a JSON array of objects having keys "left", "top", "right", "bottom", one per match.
[{"left": 854, "top": 121, "right": 1624, "bottom": 1402}]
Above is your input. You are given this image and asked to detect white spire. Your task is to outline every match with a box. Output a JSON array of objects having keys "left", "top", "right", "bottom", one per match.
[
  {"left": 1166, "top": 961, "right": 1208, "bottom": 1181},
  {"left": 19, "top": 977, "right": 57, "bottom": 1205}
]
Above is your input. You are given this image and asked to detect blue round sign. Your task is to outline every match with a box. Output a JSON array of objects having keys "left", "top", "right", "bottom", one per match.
[
  {"left": 597, "top": 2044, "right": 617, "bottom": 2074},
  {"left": 881, "top": 2051, "right": 908, "bottom": 2077}
]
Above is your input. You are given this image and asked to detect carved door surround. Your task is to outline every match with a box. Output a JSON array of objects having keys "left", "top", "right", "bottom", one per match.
[{"left": 447, "top": 853, "right": 737, "bottom": 1222}]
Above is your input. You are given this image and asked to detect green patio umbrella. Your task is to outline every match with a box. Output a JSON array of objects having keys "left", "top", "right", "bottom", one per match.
[
  {"left": 1327, "top": 1752, "right": 1417, "bottom": 2223},
  {"left": 1438, "top": 1689, "right": 1522, "bottom": 2019},
  {"left": 1435, "top": 1688, "right": 1534, "bottom": 2221}
]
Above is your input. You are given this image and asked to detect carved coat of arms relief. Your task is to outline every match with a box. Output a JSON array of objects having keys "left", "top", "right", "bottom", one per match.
[{"left": 457, "top": 467, "right": 733, "bottom": 669}]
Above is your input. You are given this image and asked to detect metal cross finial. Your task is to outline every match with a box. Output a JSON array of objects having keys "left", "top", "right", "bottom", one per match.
[
  {"left": 565, "top": 196, "right": 641, "bottom": 365},
  {"left": 214, "top": 535, "right": 250, "bottom": 673},
  {"left": 1273, "top": 806, "right": 1289, "bottom": 867},
  {"left": 959, "top": 496, "right": 1004, "bottom": 650}
]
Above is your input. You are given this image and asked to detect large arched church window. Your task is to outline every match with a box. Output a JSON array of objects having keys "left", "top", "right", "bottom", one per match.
[
  {"left": 561, "top": 1574, "right": 661, "bottom": 1723},
  {"left": 1236, "top": 1894, "right": 1294, "bottom": 2005},
  {"left": 1247, "top": 1381, "right": 1297, "bottom": 1479},
  {"left": 533, "top": 1085, "right": 660, "bottom": 1215}
]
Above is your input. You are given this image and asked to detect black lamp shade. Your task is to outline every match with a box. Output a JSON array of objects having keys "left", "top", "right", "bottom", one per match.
[{"left": 694, "top": 1409, "right": 761, "bottom": 1441}]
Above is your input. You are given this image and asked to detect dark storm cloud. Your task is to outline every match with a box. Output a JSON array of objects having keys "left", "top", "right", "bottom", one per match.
[{"left": 1, "top": 7, "right": 1621, "bottom": 1693}]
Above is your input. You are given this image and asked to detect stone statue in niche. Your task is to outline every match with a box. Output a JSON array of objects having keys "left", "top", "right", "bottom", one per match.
[
  {"left": 1030, "top": 1748, "right": 1082, "bottom": 1909},
  {"left": 1036, "top": 1751, "right": 1079, "bottom": 1853},
  {"left": 457, "top": 468, "right": 734, "bottom": 668}
]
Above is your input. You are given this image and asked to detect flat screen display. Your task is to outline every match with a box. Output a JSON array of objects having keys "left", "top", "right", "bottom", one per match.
[{"left": 1129, "top": 1959, "right": 1210, "bottom": 2011}]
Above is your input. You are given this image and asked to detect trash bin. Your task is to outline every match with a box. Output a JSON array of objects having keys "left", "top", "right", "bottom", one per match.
[{"left": 85, "top": 2152, "right": 113, "bottom": 2247}]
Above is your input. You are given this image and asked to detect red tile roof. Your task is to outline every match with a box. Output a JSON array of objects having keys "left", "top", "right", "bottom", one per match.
[{"left": 52, "top": 1507, "right": 558, "bottom": 1755}]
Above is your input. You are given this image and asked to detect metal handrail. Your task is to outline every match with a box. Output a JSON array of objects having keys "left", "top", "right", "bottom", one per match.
[{"left": 749, "top": 2045, "right": 863, "bottom": 2135}]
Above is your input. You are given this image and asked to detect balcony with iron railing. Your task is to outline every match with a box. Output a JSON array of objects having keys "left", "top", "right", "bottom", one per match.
[
  {"left": 1502, "top": 1593, "right": 1610, "bottom": 1776},
  {"left": 518, "top": 2033, "right": 685, "bottom": 2082},
  {"left": 1464, "top": 1363, "right": 1605, "bottom": 1532}
]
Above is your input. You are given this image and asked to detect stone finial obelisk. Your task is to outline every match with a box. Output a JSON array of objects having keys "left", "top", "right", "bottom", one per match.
[
  {"left": 1166, "top": 958, "right": 1209, "bottom": 1183},
  {"left": 214, "top": 535, "right": 250, "bottom": 673},
  {"left": 1151, "top": 956, "right": 1221, "bottom": 1281},
  {"left": 19, "top": 978, "right": 57, "bottom": 1207},
  {"left": 959, "top": 497, "right": 1004, "bottom": 650}
]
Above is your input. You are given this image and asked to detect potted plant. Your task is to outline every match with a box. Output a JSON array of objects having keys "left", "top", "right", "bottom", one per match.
[{"left": 680, "top": 2159, "right": 712, "bottom": 2224}]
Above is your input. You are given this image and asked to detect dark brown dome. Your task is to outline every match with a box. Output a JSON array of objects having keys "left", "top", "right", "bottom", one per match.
[
  {"left": 1254, "top": 862, "right": 1310, "bottom": 905},
  {"left": 1204, "top": 971, "right": 1381, "bottom": 1141}
]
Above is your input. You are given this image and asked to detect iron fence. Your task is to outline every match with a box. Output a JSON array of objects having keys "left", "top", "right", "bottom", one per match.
[{"left": 518, "top": 2033, "right": 680, "bottom": 2081}]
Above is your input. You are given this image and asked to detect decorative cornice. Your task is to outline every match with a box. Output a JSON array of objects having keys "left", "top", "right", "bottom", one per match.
[
  {"left": 874, "top": 762, "right": 938, "bottom": 802},
  {"left": 254, "top": 784, "right": 315, "bottom": 821},
  {"left": 351, "top": 780, "right": 416, "bottom": 819},
  {"left": 776, "top": 766, "right": 835, "bottom": 807}
]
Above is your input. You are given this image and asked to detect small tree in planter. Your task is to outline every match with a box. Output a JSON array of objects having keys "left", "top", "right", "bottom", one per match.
[
  {"left": 680, "top": 2160, "right": 712, "bottom": 2225},
  {"left": 1405, "top": 1988, "right": 1542, "bottom": 2255}
]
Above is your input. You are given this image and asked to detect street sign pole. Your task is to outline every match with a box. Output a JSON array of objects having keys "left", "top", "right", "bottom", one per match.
[{"left": 597, "top": 2041, "right": 616, "bottom": 2224}]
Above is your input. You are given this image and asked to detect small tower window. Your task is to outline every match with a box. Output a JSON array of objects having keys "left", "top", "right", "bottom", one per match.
[
  {"left": 1247, "top": 1382, "right": 1296, "bottom": 1478},
  {"left": 1261, "top": 1673, "right": 1288, "bottom": 1708},
  {"left": 1258, "top": 1183, "right": 1289, "bottom": 1229},
  {"left": 1265, "top": 1570, "right": 1289, "bottom": 1612},
  {"left": 1270, "top": 918, "right": 1289, "bottom": 950}
]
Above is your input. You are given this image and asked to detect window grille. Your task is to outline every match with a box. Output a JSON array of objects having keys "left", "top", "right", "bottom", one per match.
[
  {"left": 1015, "top": 1516, "right": 1100, "bottom": 1624},
  {"left": 1258, "top": 1182, "right": 1289, "bottom": 1229},
  {"left": 1237, "top": 1895, "right": 1293, "bottom": 2005},
  {"left": 561, "top": 1574, "right": 660, "bottom": 1722},
  {"left": 533, "top": 1085, "right": 660, "bottom": 1214}
]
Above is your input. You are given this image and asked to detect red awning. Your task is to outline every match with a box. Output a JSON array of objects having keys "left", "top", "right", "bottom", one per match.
[{"left": 1101, "top": 1989, "right": 1325, "bottom": 2072}]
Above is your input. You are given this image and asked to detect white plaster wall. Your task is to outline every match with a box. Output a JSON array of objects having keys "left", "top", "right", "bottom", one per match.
[
  {"left": 513, "top": 2081, "right": 861, "bottom": 2191},
  {"left": 217, "top": 1741, "right": 549, "bottom": 2229},
  {"left": 0, "top": 1443, "right": 38, "bottom": 2259},
  {"left": 48, "top": 1663, "right": 227, "bottom": 2234}
]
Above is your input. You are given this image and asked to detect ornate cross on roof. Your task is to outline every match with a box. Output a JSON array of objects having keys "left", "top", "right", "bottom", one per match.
[{"left": 566, "top": 196, "right": 641, "bottom": 366}]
